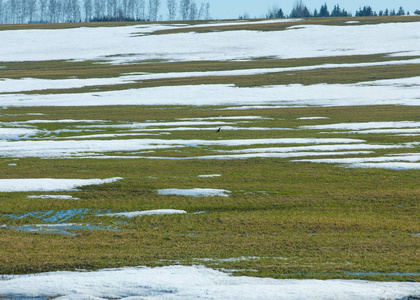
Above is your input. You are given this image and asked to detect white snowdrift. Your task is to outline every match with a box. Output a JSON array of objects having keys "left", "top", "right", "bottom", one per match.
[
  {"left": 27, "top": 195, "right": 79, "bottom": 200},
  {"left": 301, "top": 121, "right": 420, "bottom": 130},
  {"left": 0, "top": 266, "right": 418, "bottom": 300},
  {"left": 1, "top": 76, "right": 419, "bottom": 107},
  {"left": 0, "top": 177, "right": 122, "bottom": 192},
  {"left": 158, "top": 188, "right": 231, "bottom": 197},
  {"left": 102, "top": 209, "right": 187, "bottom": 218},
  {"left": 296, "top": 153, "right": 420, "bottom": 169}
]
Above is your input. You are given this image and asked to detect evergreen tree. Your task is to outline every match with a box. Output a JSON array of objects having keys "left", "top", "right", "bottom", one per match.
[
  {"left": 397, "top": 6, "right": 405, "bottom": 15},
  {"left": 318, "top": 3, "right": 329, "bottom": 17},
  {"left": 356, "top": 6, "right": 374, "bottom": 17},
  {"left": 331, "top": 4, "right": 349, "bottom": 17}
]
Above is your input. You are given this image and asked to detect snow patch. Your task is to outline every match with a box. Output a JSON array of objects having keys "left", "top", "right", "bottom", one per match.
[
  {"left": 0, "top": 177, "right": 122, "bottom": 192},
  {"left": 2, "top": 76, "right": 419, "bottom": 107},
  {"left": 0, "top": 266, "right": 418, "bottom": 300},
  {"left": 102, "top": 209, "right": 187, "bottom": 218},
  {"left": 0, "top": 128, "right": 39, "bottom": 140},
  {"left": 27, "top": 195, "right": 79, "bottom": 200},
  {"left": 158, "top": 188, "right": 231, "bottom": 197}
]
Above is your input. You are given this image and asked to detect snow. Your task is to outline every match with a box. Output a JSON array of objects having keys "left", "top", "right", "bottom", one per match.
[
  {"left": 0, "top": 128, "right": 39, "bottom": 140},
  {"left": 0, "top": 177, "right": 122, "bottom": 192},
  {"left": 177, "top": 116, "right": 270, "bottom": 121},
  {"left": 297, "top": 117, "right": 330, "bottom": 120},
  {"left": 1, "top": 76, "right": 419, "bottom": 107},
  {"left": 295, "top": 153, "right": 420, "bottom": 169},
  {"left": 0, "top": 77, "right": 138, "bottom": 93},
  {"left": 20, "top": 119, "right": 109, "bottom": 124},
  {"left": 170, "top": 151, "right": 374, "bottom": 160},
  {"left": 0, "top": 265, "right": 418, "bottom": 300},
  {"left": 348, "top": 162, "right": 420, "bottom": 170},
  {"left": 102, "top": 209, "right": 187, "bottom": 218},
  {"left": 1, "top": 21, "right": 419, "bottom": 63},
  {"left": 27, "top": 195, "right": 79, "bottom": 200},
  {"left": 301, "top": 121, "right": 420, "bottom": 130},
  {"left": 0, "top": 138, "right": 364, "bottom": 158},
  {"left": 158, "top": 188, "right": 231, "bottom": 197},
  {"left": 219, "top": 144, "right": 402, "bottom": 153}
]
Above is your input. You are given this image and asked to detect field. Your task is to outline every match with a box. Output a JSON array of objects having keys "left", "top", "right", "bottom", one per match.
[{"left": 0, "top": 16, "right": 419, "bottom": 299}]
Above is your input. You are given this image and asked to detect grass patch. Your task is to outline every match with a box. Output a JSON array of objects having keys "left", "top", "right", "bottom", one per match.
[{"left": 0, "top": 105, "right": 419, "bottom": 281}]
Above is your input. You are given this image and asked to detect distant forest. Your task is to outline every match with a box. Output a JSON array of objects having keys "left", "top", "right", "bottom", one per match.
[
  {"left": 256, "top": 1, "right": 419, "bottom": 19},
  {"left": 0, "top": 0, "right": 419, "bottom": 25},
  {"left": 0, "top": 0, "right": 211, "bottom": 24}
]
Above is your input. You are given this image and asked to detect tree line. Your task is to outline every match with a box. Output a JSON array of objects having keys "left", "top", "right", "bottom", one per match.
[
  {"left": 0, "top": 0, "right": 211, "bottom": 24},
  {"left": 245, "top": 1, "right": 418, "bottom": 19}
]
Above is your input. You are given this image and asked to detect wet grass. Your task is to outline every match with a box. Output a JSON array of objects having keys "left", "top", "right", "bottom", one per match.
[
  {"left": 1, "top": 53, "right": 417, "bottom": 80},
  {"left": 2, "top": 57, "right": 418, "bottom": 96},
  {"left": 0, "top": 105, "right": 419, "bottom": 281}
]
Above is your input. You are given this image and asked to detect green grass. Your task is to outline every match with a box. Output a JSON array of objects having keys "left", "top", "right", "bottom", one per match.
[{"left": 0, "top": 105, "right": 419, "bottom": 281}]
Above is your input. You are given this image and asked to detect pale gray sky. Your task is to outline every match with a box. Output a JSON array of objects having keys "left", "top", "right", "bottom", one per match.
[{"left": 205, "top": 0, "right": 419, "bottom": 19}]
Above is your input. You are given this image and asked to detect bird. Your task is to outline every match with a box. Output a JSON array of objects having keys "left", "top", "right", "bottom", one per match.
[{"left": 216, "top": 127, "right": 221, "bottom": 133}]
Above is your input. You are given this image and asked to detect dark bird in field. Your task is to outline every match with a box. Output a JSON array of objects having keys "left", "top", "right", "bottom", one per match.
[{"left": 216, "top": 127, "right": 221, "bottom": 133}]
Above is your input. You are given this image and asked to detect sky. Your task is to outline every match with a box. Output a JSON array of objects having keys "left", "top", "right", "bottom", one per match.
[{"left": 205, "top": 0, "right": 420, "bottom": 19}]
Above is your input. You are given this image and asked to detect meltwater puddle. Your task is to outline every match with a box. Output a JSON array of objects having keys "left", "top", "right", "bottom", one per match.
[{"left": 1, "top": 208, "right": 119, "bottom": 236}]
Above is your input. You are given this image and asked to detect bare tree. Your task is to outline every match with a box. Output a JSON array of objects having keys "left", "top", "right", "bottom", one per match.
[
  {"left": 126, "top": 0, "right": 136, "bottom": 19},
  {"left": 48, "top": 0, "right": 59, "bottom": 22},
  {"left": 63, "top": 0, "right": 72, "bottom": 21},
  {"left": 189, "top": 0, "right": 197, "bottom": 19},
  {"left": 93, "top": 0, "right": 102, "bottom": 19},
  {"left": 204, "top": 2, "right": 210, "bottom": 19},
  {"left": 197, "top": 2, "right": 205, "bottom": 19},
  {"left": 71, "top": 0, "right": 81, "bottom": 21},
  {"left": 166, "top": 0, "right": 176, "bottom": 20},
  {"left": 39, "top": 0, "right": 48, "bottom": 21},
  {"left": 290, "top": 0, "right": 311, "bottom": 18},
  {"left": 27, "top": 0, "right": 38, "bottom": 23},
  {"left": 106, "top": 0, "right": 116, "bottom": 18},
  {"left": 179, "top": 0, "right": 190, "bottom": 20},
  {"left": 0, "top": 0, "right": 3, "bottom": 24},
  {"left": 84, "top": 0, "right": 93, "bottom": 21},
  {"left": 148, "top": 0, "right": 160, "bottom": 21},
  {"left": 135, "top": 0, "right": 146, "bottom": 20}
]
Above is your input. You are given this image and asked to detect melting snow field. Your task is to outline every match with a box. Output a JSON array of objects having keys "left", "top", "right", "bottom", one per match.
[
  {"left": 1, "top": 77, "right": 419, "bottom": 107},
  {"left": 1, "top": 18, "right": 419, "bottom": 299},
  {"left": 0, "top": 20, "right": 419, "bottom": 63},
  {"left": 0, "top": 265, "right": 419, "bottom": 300}
]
